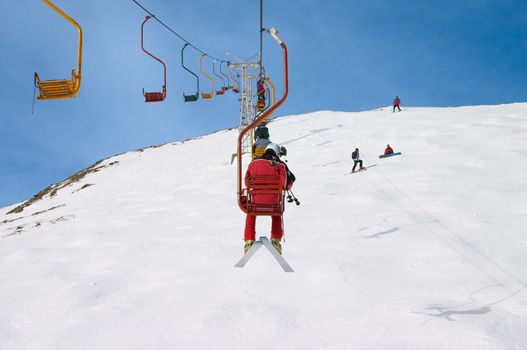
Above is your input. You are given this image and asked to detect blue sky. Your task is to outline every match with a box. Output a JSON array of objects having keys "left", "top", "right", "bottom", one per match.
[{"left": 1, "top": 0, "right": 526, "bottom": 207}]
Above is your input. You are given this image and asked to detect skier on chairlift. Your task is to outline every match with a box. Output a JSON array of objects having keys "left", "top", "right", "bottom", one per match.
[
  {"left": 243, "top": 143, "right": 295, "bottom": 254},
  {"left": 256, "top": 77, "right": 266, "bottom": 112},
  {"left": 253, "top": 122, "right": 271, "bottom": 158}
]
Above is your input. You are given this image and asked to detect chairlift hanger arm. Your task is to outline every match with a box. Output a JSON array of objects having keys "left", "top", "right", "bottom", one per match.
[
  {"left": 140, "top": 16, "right": 166, "bottom": 102},
  {"left": 212, "top": 61, "right": 226, "bottom": 87},
  {"left": 131, "top": 0, "right": 227, "bottom": 63},
  {"left": 34, "top": 0, "right": 82, "bottom": 100},
  {"left": 43, "top": 0, "right": 82, "bottom": 76},
  {"left": 181, "top": 43, "right": 199, "bottom": 97},
  {"left": 237, "top": 27, "right": 288, "bottom": 213},
  {"left": 199, "top": 53, "right": 214, "bottom": 98},
  {"left": 264, "top": 76, "right": 276, "bottom": 105},
  {"left": 227, "top": 65, "right": 240, "bottom": 91},
  {"left": 260, "top": 76, "right": 275, "bottom": 117},
  {"left": 219, "top": 61, "right": 231, "bottom": 88},
  {"left": 141, "top": 16, "right": 167, "bottom": 84}
]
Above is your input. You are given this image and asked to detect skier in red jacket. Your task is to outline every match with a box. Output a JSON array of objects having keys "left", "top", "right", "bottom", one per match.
[
  {"left": 393, "top": 96, "right": 401, "bottom": 112},
  {"left": 243, "top": 143, "right": 295, "bottom": 254},
  {"left": 256, "top": 78, "right": 266, "bottom": 112}
]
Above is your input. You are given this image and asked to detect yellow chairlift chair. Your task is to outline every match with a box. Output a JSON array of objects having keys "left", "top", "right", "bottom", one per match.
[
  {"left": 263, "top": 76, "right": 276, "bottom": 113},
  {"left": 34, "top": 0, "right": 82, "bottom": 100},
  {"left": 199, "top": 54, "right": 214, "bottom": 99}
]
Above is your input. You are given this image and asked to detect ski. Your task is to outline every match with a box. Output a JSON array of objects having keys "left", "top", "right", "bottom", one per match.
[
  {"left": 344, "top": 164, "right": 377, "bottom": 175},
  {"left": 234, "top": 241, "right": 263, "bottom": 268},
  {"left": 260, "top": 237, "right": 294, "bottom": 273}
]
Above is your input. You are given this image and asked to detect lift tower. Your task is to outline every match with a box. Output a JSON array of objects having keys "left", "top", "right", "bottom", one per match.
[{"left": 228, "top": 60, "right": 260, "bottom": 162}]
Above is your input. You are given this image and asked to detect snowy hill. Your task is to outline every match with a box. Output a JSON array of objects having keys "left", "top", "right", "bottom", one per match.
[{"left": 1, "top": 104, "right": 527, "bottom": 350}]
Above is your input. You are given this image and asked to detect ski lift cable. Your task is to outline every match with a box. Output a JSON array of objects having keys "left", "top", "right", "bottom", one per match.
[
  {"left": 364, "top": 150, "right": 526, "bottom": 287},
  {"left": 259, "top": 0, "right": 264, "bottom": 77},
  {"left": 131, "top": 0, "right": 227, "bottom": 63}
]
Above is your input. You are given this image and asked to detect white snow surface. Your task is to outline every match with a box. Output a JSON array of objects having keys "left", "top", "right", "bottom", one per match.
[{"left": 1, "top": 104, "right": 527, "bottom": 350}]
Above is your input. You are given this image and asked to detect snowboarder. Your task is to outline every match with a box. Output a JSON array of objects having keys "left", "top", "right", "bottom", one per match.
[
  {"left": 351, "top": 148, "right": 364, "bottom": 172},
  {"left": 384, "top": 144, "right": 394, "bottom": 155},
  {"left": 393, "top": 96, "right": 401, "bottom": 112},
  {"left": 252, "top": 122, "right": 271, "bottom": 158},
  {"left": 243, "top": 143, "right": 295, "bottom": 254}
]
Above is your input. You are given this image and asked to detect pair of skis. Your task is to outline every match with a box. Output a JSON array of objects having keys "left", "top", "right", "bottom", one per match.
[{"left": 235, "top": 236, "right": 294, "bottom": 273}]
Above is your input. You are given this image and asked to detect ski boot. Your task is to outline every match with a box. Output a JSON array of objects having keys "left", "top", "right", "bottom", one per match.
[
  {"left": 244, "top": 240, "right": 255, "bottom": 254},
  {"left": 271, "top": 238, "right": 282, "bottom": 254}
]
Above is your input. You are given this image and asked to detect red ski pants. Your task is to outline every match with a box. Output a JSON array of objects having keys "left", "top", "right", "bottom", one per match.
[{"left": 244, "top": 215, "right": 283, "bottom": 241}]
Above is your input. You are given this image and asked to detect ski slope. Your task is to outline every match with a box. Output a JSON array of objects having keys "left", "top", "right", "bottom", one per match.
[{"left": 1, "top": 104, "right": 527, "bottom": 350}]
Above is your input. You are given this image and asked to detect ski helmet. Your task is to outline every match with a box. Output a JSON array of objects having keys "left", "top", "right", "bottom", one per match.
[{"left": 265, "top": 143, "right": 281, "bottom": 157}]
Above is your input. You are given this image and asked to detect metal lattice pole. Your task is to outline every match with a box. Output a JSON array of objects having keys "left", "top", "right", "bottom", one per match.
[{"left": 229, "top": 61, "right": 260, "bottom": 155}]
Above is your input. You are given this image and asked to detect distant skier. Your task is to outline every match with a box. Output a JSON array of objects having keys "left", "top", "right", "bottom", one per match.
[
  {"left": 252, "top": 122, "right": 271, "bottom": 158},
  {"left": 393, "top": 96, "right": 401, "bottom": 112},
  {"left": 384, "top": 144, "right": 394, "bottom": 155},
  {"left": 351, "top": 148, "right": 364, "bottom": 172},
  {"left": 243, "top": 143, "right": 295, "bottom": 254}
]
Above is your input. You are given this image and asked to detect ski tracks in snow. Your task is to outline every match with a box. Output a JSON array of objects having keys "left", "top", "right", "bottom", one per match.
[{"left": 364, "top": 167, "right": 527, "bottom": 305}]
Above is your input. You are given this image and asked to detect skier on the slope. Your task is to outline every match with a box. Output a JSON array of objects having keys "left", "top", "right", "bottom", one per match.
[
  {"left": 384, "top": 144, "right": 394, "bottom": 155},
  {"left": 352, "top": 148, "right": 364, "bottom": 172},
  {"left": 243, "top": 143, "right": 295, "bottom": 254},
  {"left": 393, "top": 96, "right": 401, "bottom": 112}
]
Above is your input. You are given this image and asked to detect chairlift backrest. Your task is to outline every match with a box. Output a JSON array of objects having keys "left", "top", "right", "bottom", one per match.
[{"left": 245, "top": 176, "right": 284, "bottom": 216}]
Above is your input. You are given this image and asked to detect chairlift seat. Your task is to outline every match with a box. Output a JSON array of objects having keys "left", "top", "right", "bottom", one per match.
[
  {"left": 144, "top": 89, "right": 166, "bottom": 102},
  {"left": 244, "top": 176, "right": 284, "bottom": 216},
  {"left": 183, "top": 94, "right": 198, "bottom": 102},
  {"left": 34, "top": 71, "right": 80, "bottom": 100},
  {"left": 202, "top": 92, "right": 213, "bottom": 99},
  {"left": 216, "top": 90, "right": 225, "bottom": 95}
]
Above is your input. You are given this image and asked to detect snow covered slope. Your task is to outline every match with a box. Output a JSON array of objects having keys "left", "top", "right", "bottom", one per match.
[{"left": 1, "top": 104, "right": 527, "bottom": 350}]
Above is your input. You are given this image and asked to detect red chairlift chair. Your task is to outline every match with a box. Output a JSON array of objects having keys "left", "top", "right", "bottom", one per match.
[
  {"left": 140, "top": 16, "right": 166, "bottom": 102},
  {"left": 242, "top": 176, "right": 284, "bottom": 216}
]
